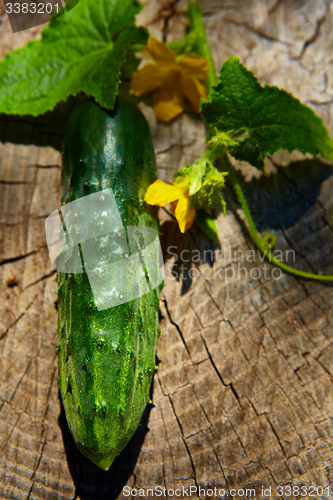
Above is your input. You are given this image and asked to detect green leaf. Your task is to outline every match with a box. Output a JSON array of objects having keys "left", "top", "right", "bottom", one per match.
[
  {"left": 0, "top": 0, "right": 148, "bottom": 115},
  {"left": 201, "top": 56, "right": 333, "bottom": 170}
]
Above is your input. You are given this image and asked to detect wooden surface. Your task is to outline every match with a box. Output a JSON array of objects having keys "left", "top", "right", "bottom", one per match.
[{"left": 1, "top": 1, "right": 333, "bottom": 499}]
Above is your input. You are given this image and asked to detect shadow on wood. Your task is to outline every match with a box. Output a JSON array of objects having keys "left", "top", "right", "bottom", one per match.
[
  {"left": 160, "top": 218, "right": 221, "bottom": 295},
  {"left": 238, "top": 158, "right": 333, "bottom": 231},
  {"left": 0, "top": 94, "right": 85, "bottom": 150},
  {"left": 225, "top": 158, "right": 333, "bottom": 279}
]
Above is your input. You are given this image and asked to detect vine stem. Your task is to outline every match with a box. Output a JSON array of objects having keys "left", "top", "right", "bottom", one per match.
[
  {"left": 224, "top": 153, "right": 333, "bottom": 281},
  {"left": 168, "top": 2, "right": 217, "bottom": 93},
  {"left": 168, "top": 2, "right": 332, "bottom": 281}
]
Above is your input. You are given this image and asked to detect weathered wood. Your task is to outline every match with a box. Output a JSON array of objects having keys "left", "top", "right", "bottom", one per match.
[{"left": 0, "top": 1, "right": 333, "bottom": 499}]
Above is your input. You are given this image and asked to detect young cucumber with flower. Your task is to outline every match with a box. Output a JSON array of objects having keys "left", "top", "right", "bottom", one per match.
[{"left": 0, "top": 0, "right": 332, "bottom": 471}]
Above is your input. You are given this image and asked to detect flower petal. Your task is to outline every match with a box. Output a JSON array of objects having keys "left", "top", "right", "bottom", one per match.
[
  {"left": 142, "top": 37, "right": 176, "bottom": 66},
  {"left": 174, "top": 193, "right": 196, "bottom": 233},
  {"left": 144, "top": 180, "right": 182, "bottom": 206},
  {"left": 179, "top": 53, "right": 209, "bottom": 80},
  {"left": 180, "top": 73, "right": 207, "bottom": 114},
  {"left": 131, "top": 63, "right": 164, "bottom": 96},
  {"left": 152, "top": 83, "right": 185, "bottom": 123}
]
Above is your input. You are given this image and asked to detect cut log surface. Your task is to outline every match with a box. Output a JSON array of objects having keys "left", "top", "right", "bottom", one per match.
[{"left": 0, "top": 1, "right": 333, "bottom": 499}]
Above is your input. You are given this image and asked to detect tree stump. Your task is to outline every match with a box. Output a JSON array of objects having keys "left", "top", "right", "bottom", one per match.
[{"left": 0, "top": 1, "right": 333, "bottom": 499}]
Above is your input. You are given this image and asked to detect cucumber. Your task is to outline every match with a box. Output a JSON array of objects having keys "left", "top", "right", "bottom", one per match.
[{"left": 58, "top": 100, "right": 161, "bottom": 470}]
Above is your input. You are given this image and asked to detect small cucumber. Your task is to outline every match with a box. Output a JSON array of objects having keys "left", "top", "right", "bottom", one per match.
[{"left": 58, "top": 100, "right": 161, "bottom": 470}]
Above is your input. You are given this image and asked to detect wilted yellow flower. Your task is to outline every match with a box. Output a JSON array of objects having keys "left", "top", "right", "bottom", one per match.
[
  {"left": 131, "top": 37, "right": 209, "bottom": 123},
  {"left": 144, "top": 179, "right": 195, "bottom": 233}
]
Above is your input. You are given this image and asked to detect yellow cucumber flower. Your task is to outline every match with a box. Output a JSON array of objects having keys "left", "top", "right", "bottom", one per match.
[
  {"left": 131, "top": 37, "right": 209, "bottom": 123},
  {"left": 144, "top": 179, "right": 195, "bottom": 233}
]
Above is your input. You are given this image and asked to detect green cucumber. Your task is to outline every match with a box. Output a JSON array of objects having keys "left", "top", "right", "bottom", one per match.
[{"left": 58, "top": 100, "right": 161, "bottom": 470}]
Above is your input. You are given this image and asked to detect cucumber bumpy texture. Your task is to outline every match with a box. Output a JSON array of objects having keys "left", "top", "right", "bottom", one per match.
[{"left": 58, "top": 100, "right": 161, "bottom": 470}]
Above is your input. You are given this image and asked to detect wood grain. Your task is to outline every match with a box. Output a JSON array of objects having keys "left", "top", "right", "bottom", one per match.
[{"left": 0, "top": 1, "right": 333, "bottom": 499}]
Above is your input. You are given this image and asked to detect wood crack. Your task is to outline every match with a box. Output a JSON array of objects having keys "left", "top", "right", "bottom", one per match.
[
  {"left": 0, "top": 179, "right": 35, "bottom": 185},
  {"left": 0, "top": 250, "right": 38, "bottom": 267},
  {"left": 0, "top": 299, "right": 36, "bottom": 341},
  {"left": 24, "top": 269, "right": 56, "bottom": 290},
  {"left": 298, "top": 9, "right": 328, "bottom": 60},
  {"left": 162, "top": 297, "right": 192, "bottom": 360},
  {"left": 223, "top": 18, "right": 290, "bottom": 47},
  {"left": 200, "top": 333, "right": 242, "bottom": 405},
  {"left": 26, "top": 440, "right": 47, "bottom": 500},
  {"left": 158, "top": 375, "right": 199, "bottom": 489}
]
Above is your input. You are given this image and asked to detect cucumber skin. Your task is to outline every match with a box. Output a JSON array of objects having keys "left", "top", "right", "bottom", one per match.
[{"left": 58, "top": 100, "right": 161, "bottom": 470}]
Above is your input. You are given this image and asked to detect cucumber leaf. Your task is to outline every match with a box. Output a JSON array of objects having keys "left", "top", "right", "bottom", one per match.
[
  {"left": 201, "top": 56, "right": 333, "bottom": 170},
  {"left": 0, "top": 0, "right": 148, "bottom": 115}
]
